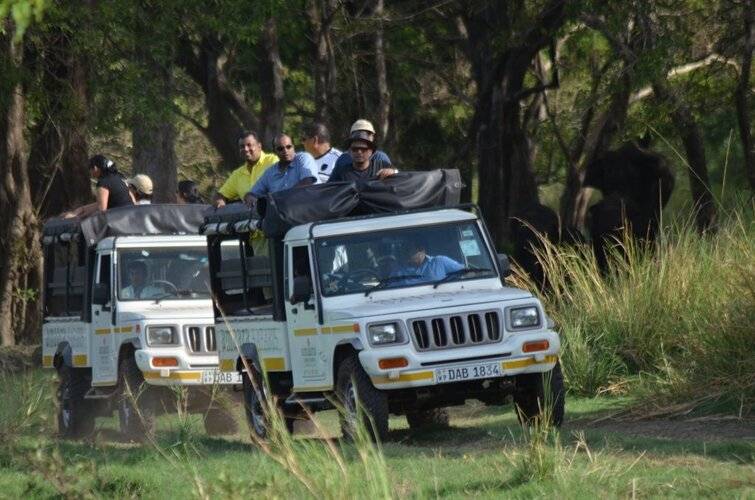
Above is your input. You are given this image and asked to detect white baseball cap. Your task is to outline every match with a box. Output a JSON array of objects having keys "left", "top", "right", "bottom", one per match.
[
  {"left": 350, "top": 119, "right": 376, "bottom": 134},
  {"left": 127, "top": 174, "right": 154, "bottom": 195}
]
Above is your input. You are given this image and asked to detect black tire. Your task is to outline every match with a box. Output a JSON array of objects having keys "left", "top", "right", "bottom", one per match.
[
  {"left": 57, "top": 364, "right": 95, "bottom": 439},
  {"left": 203, "top": 407, "right": 239, "bottom": 436},
  {"left": 241, "top": 368, "right": 294, "bottom": 442},
  {"left": 513, "top": 361, "right": 565, "bottom": 427},
  {"left": 118, "top": 355, "right": 155, "bottom": 441},
  {"left": 336, "top": 356, "right": 389, "bottom": 442},
  {"left": 406, "top": 408, "right": 450, "bottom": 430}
]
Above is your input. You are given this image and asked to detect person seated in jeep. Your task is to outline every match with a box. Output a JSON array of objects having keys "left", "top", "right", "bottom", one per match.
[
  {"left": 393, "top": 241, "right": 464, "bottom": 285},
  {"left": 120, "top": 261, "right": 163, "bottom": 299}
]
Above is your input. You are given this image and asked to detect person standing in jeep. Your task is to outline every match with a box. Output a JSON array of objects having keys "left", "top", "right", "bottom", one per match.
[
  {"left": 327, "top": 130, "right": 398, "bottom": 182},
  {"left": 301, "top": 122, "right": 342, "bottom": 183}
]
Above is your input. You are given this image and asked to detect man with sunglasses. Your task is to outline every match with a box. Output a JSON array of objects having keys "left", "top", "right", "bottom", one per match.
[
  {"left": 244, "top": 134, "right": 318, "bottom": 206},
  {"left": 328, "top": 129, "right": 397, "bottom": 182}
]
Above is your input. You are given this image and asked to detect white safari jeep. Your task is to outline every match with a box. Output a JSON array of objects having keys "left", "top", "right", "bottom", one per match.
[
  {"left": 204, "top": 196, "right": 564, "bottom": 441},
  {"left": 42, "top": 205, "right": 240, "bottom": 440}
]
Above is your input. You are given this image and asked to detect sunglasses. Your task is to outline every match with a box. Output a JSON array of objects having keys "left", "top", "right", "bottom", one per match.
[
  {"left": 350, "top": 146, "right": 370, "bottom": 153},
  {"left": 276, "top": 144, "right": 294, "bottom": 152}
]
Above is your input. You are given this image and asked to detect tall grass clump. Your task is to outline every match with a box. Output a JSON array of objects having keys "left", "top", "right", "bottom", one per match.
[
  {"left": 521, "top": 206, "right": 755, "bottom": 416},
  {"left": 0, "top": 370, "right": 53, "bottom": 450}
]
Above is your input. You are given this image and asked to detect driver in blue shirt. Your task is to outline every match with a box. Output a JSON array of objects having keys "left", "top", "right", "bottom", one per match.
[{"left": 394, "top": 241, "right": 464, "bottom": 285}]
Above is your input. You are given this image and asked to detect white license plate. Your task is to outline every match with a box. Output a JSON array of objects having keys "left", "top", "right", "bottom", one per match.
[
  {"left": 201, "top": 369, "right": 242, "bottom": 385},
  {"left": 435, "top": 362, "right": 502, "bottom": 384}
]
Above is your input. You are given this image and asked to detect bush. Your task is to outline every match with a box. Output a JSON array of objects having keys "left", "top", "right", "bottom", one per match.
[{"left": 520, "top": 206, "right": 755, "bottom": 416}]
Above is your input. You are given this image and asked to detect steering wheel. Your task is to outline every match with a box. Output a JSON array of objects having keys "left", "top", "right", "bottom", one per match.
[
  {"left": 346, "top": 268, "right": 380, "bottom": 285},
  {"left": 151, "top": 279, "right": 178, "bottom": 295}
]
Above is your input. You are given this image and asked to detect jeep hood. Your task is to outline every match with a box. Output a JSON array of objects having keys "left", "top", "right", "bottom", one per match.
[
  {"left": 117, "top": 301, "right": 214, "bottom": 323},
  {"left": 323, "top": 287, "right": 533, "bottom": 321}
]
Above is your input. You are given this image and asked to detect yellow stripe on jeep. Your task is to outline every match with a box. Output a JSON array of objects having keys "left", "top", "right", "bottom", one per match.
[
  {"left": 293, "top": 384, "right": 333, "bottom": 392},
  {"left": 322, "top": 324, "right": 356, "bottom": 334},
  {"left": 72, "top": 355, "right": 88, "bottom": 367},
  {"left": 219, "top": 359, "right": 235, "bottom": 372},
  {"left": 502, "top": 355, "right": 558, "bottom": 370},
  {"left": 42, "top": 355, "right": 53, "bottom": 368},
  {"left": 95, "top": 328, "right": 111, "bottom": 335},
  {"left": 142, "top": 371, "right": 202, "bottom": 381},
  {"left": 294, "top": 327, "right": 318, "bottom": 337},
  {"left": 118, "top": 326, "right": 133, "bottom": 333},
  {"left": 370, "top": 371, "right": 434, "bottom": 385},
  {"left": 262, "top": 357, "right": 286, "bottom": 371}
]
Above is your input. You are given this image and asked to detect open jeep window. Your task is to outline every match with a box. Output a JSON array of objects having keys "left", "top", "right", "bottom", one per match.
[
  {"left": 213, "top": 237, "right": 274, "bottom": 315},
  {"left": 117, "top": 247, "right": 210, "bottom": 301},
  {"left": 315, "top": 221, "right": 497, "bottom": 297},
  {"left": 44, "top": 237, "right": 86, "bottom": 317}
]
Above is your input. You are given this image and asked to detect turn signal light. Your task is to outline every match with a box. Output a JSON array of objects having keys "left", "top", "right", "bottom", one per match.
[
  {"left": 378, "top": 357, "right": 408, "bottom": 369},
  {"left": 522, "top": 340, "right": 549, "bottom": 353},
  {"left": 153, "top": 357, "right": 178, "bottom": 367}
]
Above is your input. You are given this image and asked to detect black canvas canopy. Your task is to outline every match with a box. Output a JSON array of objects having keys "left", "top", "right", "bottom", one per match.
[
  {"left": 42, "top": 204, "right": 210, "bottom": 246},
  {"left": 201, "top": 169, "right": 463, "bottom": 237}
]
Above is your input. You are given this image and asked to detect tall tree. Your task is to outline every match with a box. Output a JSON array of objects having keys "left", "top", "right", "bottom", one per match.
[
  {"left": 0, "top": 18, "right": 42, "bottom": 345},
  {"left": 129, "top": 1, "right": 178, "bottom": 202},
  {"left": 26, "top": 22, "right": 92, "bottom": 217},
  {"left": 461, "top": 0, "right": 567, "bottom": 246},
  {"left": 733, "top": 0, "right": 755, "bottom": 192}
]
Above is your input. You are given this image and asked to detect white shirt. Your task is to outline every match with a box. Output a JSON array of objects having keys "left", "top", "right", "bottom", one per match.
[
  {"left": 313, "top": 147, "right": 342, "bottom": 183},
  {"left": 120, "top": 284, "right": 163, "bottom": 299}
]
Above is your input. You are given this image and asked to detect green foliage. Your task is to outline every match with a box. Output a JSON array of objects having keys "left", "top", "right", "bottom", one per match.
[
  {"left": 523, "top": 206, "right": 755, "bottom": 416},
  {"left": 0, "top": 0, "right": 45, "bottom": 40}
]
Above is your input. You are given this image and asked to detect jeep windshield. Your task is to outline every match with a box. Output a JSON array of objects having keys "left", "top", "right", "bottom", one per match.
[
  {"left": 117, "top": 247, "right": 211, "bottom": 301},
  {"left": 315, "top": 221, "right": 497, "bottom": 297}
]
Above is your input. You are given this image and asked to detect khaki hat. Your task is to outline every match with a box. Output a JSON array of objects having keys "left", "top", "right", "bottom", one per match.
[
  {"left": 350, "top": 119, "right": 376, "bottom": 134},
  {"left": 127, "top": 174, "right": 153, "bottom": 195}
]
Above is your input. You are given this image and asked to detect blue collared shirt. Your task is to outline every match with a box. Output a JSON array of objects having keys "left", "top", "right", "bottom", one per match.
[
  {"left": 249, "top": 152, "right": 318, "bottom": 198},
  {"left": 395, "top": 255, "right": 464, "bottom": 285}
]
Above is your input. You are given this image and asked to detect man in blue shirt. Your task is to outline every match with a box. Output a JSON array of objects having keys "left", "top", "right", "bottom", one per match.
[
  {"left": 244, "top": 134, "right": 318, "bottom": 206},
  {"left": 396, "top": 241, "right": 464, "bottom": 285}
]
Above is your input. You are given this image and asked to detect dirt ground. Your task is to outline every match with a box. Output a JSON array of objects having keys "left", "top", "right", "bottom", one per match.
[{"left": 568, "top": 417, "right": 755, "bottom": 442}]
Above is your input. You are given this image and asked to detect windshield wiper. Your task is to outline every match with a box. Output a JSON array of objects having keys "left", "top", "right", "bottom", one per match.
[
  {"left": 365, "top": 274, "right": 421, "bottom": 296},
  {"left": 433, "top": 267, "right": 494, "bottom": 289}
]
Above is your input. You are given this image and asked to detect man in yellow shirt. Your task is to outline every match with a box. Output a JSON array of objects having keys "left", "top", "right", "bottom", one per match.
[{"left": 213, "top": 131, "right": 278, "bottom": 207}]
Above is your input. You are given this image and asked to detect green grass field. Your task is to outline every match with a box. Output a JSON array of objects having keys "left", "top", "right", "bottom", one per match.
[{"left": 0, "top": 370, "right": 752, "bottom": 499}]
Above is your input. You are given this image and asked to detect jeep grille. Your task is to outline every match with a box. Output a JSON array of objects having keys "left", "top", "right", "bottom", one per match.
[
  {"left": 185, "top": 326, "right": 216, "bottom": 353},
  {"left": 411, "top": 311, "right": 501, "bottom": 351}
]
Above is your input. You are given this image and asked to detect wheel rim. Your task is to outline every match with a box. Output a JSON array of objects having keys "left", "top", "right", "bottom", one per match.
[
  {"left": 244, "top": 377, "right": 267, "bottom": 438},
  {"left": 60, "top": 405, "right": 73, "bottom": 430},
  {"left": 344, "top": 379, "right": 358, "bottom": 417}
]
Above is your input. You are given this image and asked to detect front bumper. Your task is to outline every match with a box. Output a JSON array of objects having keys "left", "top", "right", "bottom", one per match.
[
  {"left": 134, "top": 348, "right": 241, "bottom": 386},
  {"left": 359, "top": 329, "right": 560, "bottom": 390}
]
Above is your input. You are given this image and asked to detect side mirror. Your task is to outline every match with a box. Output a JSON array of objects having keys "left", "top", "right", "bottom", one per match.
[
  {"left": 289, "top": 276, "right": 313, "bottom": 304},
  {"left": 497, "top": 253, "right": 512, "bottom": 278},
  {"left": 92, "top": 282, "right": 111, "bottom": 306}
]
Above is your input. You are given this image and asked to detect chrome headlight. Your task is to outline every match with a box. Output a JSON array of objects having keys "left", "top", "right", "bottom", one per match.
[
  {"left": 368, "top": 323, "right": 402, "bottom": 345},
  {"left": 509, "top": 306, "right": 540, "bottom": 330},
  {"left": 147, "top": 326, "right": 176, "bottom": 345}
]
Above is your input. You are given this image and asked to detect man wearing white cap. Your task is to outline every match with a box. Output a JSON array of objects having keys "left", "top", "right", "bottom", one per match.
[
  {"left": 329, "top": 118, "right": 398, "bottom": 182},
  {"left": 126, "top": 174, "right": 154, "bottom": 205},
  {"left": 328, "top": 119, "right": 393, "bottom": 182}
]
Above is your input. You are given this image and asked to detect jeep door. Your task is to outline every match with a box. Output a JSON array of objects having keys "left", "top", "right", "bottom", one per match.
[{"left": 285, "top": 243, "right": 329, "bottom": 391}]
